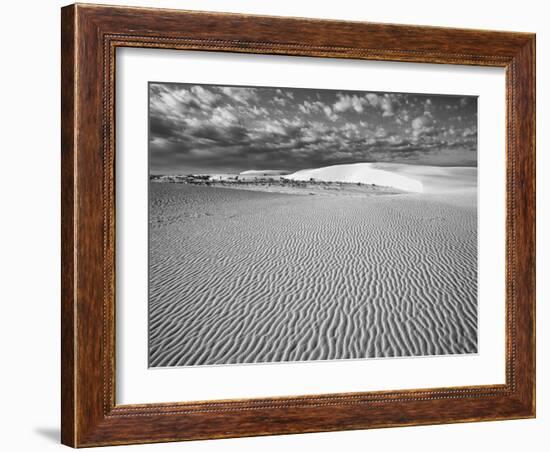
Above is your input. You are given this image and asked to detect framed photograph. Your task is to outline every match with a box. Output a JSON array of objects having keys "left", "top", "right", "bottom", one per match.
[{"left": 61, "top": 3, "right": 535, "bottom": 447}]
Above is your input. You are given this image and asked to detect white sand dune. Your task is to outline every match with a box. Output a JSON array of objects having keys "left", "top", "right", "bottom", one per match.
[
  {"left": 148, "top": 183, "right": 477, "bottom": 367},
  {"left": 284, "top": 162, "right": 477, "bottom": 195},
  {"left": 371, "top": 163, "right": 477, "bottom": 194}
]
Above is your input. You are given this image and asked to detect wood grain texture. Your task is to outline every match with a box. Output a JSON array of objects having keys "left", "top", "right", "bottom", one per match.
[
  {"left": 60, "top": 5, "right": 76, "bottom": 447},
  {"left": 60, "top": 3, "right": 536, "bottom": 447}
]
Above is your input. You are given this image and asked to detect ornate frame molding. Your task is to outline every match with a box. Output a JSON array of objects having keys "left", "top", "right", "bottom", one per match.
[{"left": 62, "top": 4, "right": 535, "bottom": 447}]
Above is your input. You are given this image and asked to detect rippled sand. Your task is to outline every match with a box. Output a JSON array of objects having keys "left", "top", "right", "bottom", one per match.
[{"left": 149, "top": 183, "right": 477, "bottom": 367}]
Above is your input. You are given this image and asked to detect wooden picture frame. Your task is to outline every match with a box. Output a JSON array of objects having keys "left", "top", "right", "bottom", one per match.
[{"left": 61, "top": 3, "right": 535, "bottom": 447}]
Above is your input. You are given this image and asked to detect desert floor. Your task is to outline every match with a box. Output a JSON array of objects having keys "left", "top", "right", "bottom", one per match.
[{"left": 148, "top": 183, "right": 477, "bottom": 367}]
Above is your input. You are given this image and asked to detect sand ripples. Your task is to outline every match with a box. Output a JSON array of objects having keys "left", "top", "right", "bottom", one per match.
[{"left": 149, "top": 183, "right": 477, "bottom": 367}]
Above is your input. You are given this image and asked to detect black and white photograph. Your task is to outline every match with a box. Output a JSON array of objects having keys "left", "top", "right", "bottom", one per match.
[{"left": 148, "top": 82, "right": 478, "bottom": 368}]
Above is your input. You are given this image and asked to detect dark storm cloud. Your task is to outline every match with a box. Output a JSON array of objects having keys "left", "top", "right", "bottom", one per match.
[{"left": 149, "top": 82, "right": 478, "bottom": 174}]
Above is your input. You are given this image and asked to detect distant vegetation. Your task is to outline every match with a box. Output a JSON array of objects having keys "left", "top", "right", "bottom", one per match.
[{"left": 150, "top": 174, "right": 378, "bottom": 188}]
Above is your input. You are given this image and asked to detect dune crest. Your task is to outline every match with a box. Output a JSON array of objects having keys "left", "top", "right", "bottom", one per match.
[
  {"left": 284, "top": 162, "right": 477, "bottom": 195},
  {"left": 285, "top": 163, "right": 423, "bottom": 193}
]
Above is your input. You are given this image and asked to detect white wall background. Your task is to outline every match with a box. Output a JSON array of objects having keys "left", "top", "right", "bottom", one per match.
[{"left": 0, "top": 1, "right": 545, "bottom": 450}]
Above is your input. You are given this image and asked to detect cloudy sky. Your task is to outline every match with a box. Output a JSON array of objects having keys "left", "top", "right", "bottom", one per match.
[{"left": 149, "top": 82, "right": 477, "bottom": 174}]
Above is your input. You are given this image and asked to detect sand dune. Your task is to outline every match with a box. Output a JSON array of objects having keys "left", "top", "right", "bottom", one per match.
[
  {"left": 149, "top": 183, "right": 477, "bottom": 367},
  {"left": 285, "top": 163, "right": 423, "bottom": 193},
  {"left": 370, "top": 163, "right": 477, "bottom": 194},
  {"left": 285, "top": 162, "right": 477, "bottom": 195}
]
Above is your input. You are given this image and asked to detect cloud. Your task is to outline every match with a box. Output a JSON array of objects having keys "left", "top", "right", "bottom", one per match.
[
  {"left": 323, "top": 105, "right": 338, "bottom": 121},
  {"left": 462, "top": 126, "right": 477, "bottom": 138},
  {"left": 411, "top": 116, "right": 428, "bottom": 129},
  {"left": 265, "top": 123, "right": 288, "bottom": 135},
  {"left": 365, "top": 93, "right": 379, "bottom": 107},
  {"left": 299, "top": 100, "right": 324, "bottom": 114},
  {"left": 190, "top": 124, "right": 248, "bottom": 145},
  {"left": 365, "top": 93, "right": 396, "bottom": 116},
  {"left": 272, "top": 96, "right": 287, "bottom": 107},
  {"left": 299, "top": 100, "right": 338, "bottom": 120},
  {"left": 150, "top": 84, "right": 222, "bottom": 120},
  {"left": 190, "top": 86, "right": 221, "bottom": 106},
  {"left": 219, "top": 87, "right": 259, "bottom": 105},
  {"left": 380, "top": 96, "right": 395, "bottom": 117},
  {"left": 411, "top": 114, "right": 435, "bottom": 139},
  {"left": 374, "top": 126, "right": 387, "bottom": 138},
  {"left": 150, "top": 115, "right": 179, "bottom": 139},
  {"left": 333, "top": 94, "right": 367, "bottom": 113},
  {"left": 149, "top": 83, "right": 478, "bottom": 173},
  {"left": 248, "top": 105, "right": 269, "bottom": 116},
  {"left": 210, "top": 106, "right": 239, "bottom": 127}
]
